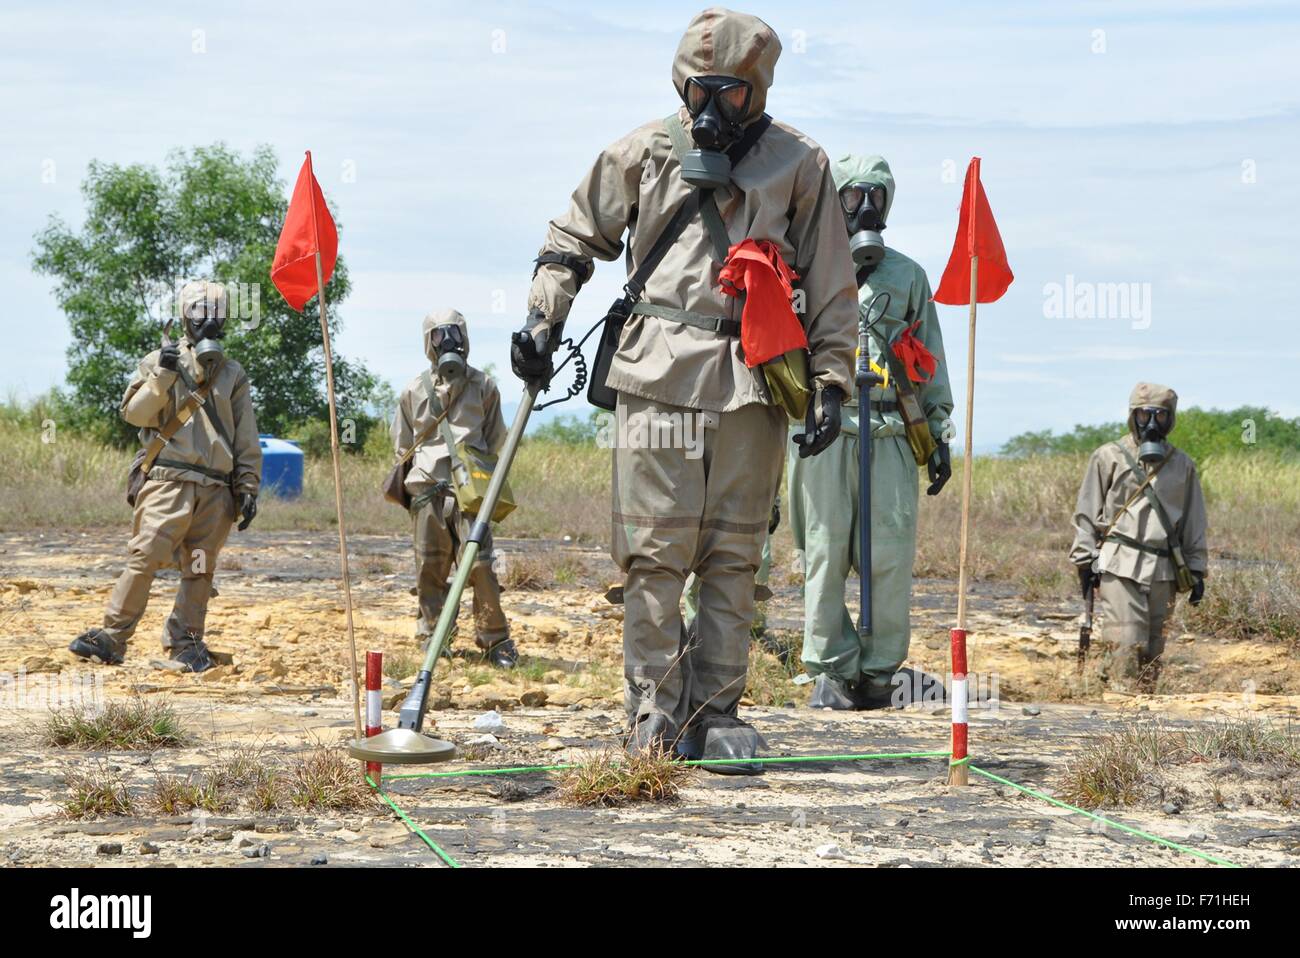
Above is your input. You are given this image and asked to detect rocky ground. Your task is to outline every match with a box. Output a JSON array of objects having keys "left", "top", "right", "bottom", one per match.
[{"left": 1, "top": 530, "right": 1297, "bottom": 868}]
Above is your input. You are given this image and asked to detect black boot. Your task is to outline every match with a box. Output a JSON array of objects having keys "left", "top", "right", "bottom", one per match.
[
  {"left": 68, "top": 629, "right": 124, "bottom": 665},
  {"left": 484, "top": 638, "right": 518, "bottom": 669},
  {"left": 625, "top": 712, "right": 677, "bottom": 755},
  {"left": 855, "top": 667, "right": 945, "bottom": 710},
  {"left": 809, "top": 674, "right": 857, "bottom": 710},
  {"left": 168, "top": 637, "right": 215, "bottom": 674},
  {"left": 696, "top": 714, "right": 764, "bottom": 776}
]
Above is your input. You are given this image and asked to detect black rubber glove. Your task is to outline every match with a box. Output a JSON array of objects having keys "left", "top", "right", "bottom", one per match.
[
  {"left": 159, "top": 343, "right": 180, "bottom": 371},
  {"left": 237, "top": 492, "right": 258, "bottom": 532},
  {"left": 792, "top": 385, "right": 843, "bottom": 459},
  {"left": 1189, "top": 573, "right": 1205, "bottom": 606},
  {"left": 926, "top": 442, "right": 952, "bottom": 496},
  {"left": 768, "top": 498, "right": 781, "bottom": 535},
  {"left": 510, "top": 310, "right": 556, "bottom": 388},
  {"left": 1076, "top": 563, "right": 1098, "bottom": 599}
]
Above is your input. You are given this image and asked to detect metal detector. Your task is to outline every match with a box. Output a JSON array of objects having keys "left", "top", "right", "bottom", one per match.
[{"left": 856, "top": 291, "right": 890, "bottom": 639}]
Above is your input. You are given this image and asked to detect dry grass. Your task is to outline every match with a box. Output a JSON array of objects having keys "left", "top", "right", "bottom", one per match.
[
  {"left": 283, "top": 747, "right": 377, "bottom": 811},
  {"left": 558, "top": 747, "right": 689, "bottom": 807},
  {"left": 61, "top": 765, "right": 135, "bottom": 819},
  {"left": 743, "top": 645, "right": 803, "bottom": 707},
  {"left": 1058, "top": 718, "right": 1300, "bottom": 810},
  {"left": 43, "top": 698, "right": 187, "bottom": 750}
]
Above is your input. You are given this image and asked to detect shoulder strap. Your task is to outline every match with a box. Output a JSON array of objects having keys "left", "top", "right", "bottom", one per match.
[
  {"left": 139, "top": 376, "right": 218, "bottom": 473},
  {"left": 393, "top": 372, "right": 452, "bottom": 468},
  {"left": 423, "top": 370, "right": 464, "bottom": 460},
  {"left": 663, "top": 112, "right": 772, "bottom": 264},
  {"left": 175, "top": 364, "right": 236, "bottom": 453},
  {"left": 1110, "top": 444, "right": 1175, "bottom": 544}
]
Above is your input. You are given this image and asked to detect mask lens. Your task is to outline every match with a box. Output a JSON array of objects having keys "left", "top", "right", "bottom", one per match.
[
  {"left": 715, "top": 83, "right": 750, "bottom": 121},
  {"left": 840, "top": 186, "right": 865, "bottom": 214},
  {"left": 868, "top": 186, "right": 887, "bottom": 215},
  {"left": 684, "top": 78, "right": 710, "bottom": 115}
]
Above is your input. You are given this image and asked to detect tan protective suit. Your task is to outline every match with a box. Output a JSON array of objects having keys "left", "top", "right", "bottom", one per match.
[
  {"left": 1070, "top": 383, "right": 1208, "bottom": 685},
  {"left": 103, "top": 322, "right": 261, "bottom": 651},
  {"left": 526, "top": 8, "right": 858, "bottom": 729},
  {"left": 392, "top": 310, "right": 509, "bottom": 649}
]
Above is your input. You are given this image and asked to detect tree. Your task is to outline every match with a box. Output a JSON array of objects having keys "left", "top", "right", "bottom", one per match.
[{"left": 31, "top": 144, "right": 384, "bottom": 447}]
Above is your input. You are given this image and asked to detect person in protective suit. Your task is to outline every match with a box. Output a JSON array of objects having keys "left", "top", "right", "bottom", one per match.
[
  {"left": 393, "top": 309, "right": 517, "bottom": 668},
  {"left": 512, "top": 7, "right": 857, "bottom": 772},
  {"left": 1070, "top": 382, "right": 1208, "bottom": 692},
  {"left": 790, "top": 155, "right": 954, "bottom": 710},
  {"left": 70, "top": 280, "right": 261, "bottom": 673}
]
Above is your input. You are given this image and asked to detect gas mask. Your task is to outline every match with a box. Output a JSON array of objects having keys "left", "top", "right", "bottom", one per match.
[
  {"left": 678, "top": 75, "right": 752, "bottom": 188},
  {"left": 184, "top": 305, "right": 226, "bottom": 374},
  {"left": 1133, "top": 406, "right": 1171, "bottom": 463},
  {"left": 431, "top": 324, "right": 467, "bottom": 381},
  {"left": 840, "top": 181, "right": 888, "bottom": 268}
]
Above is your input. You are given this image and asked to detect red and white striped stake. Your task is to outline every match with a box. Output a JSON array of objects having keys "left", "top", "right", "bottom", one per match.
[
  {"left": 949, "top": 629, "right": 969, "bottom": 777},
  {"left": 365, "top": 651, "right": 383, "bottom": 782}
]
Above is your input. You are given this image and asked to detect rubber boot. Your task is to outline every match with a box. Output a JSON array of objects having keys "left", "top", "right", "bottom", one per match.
[
  {"left": 484, "top": 637, "right": 519, "bottom": 669},
  {"left": 68, "top": 629, "right": 125, "bottom": 666},
  {"left": 856, "top": 667, "right": 945, "bottom": 710},
  {"left": 168, "top": 636, "right": 215, "bottom": 674},
  {"left": 625, "top": 712, "right": 677, "bottom": 756},
  {"left": 809, "top": 674, "right": 857, "bottom": 710},
  {"left": 696, "top": 714, "right": 764, "bottom": 776}
]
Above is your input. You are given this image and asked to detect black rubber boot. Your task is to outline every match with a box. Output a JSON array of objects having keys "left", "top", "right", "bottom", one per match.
[
  {"left": 696, "top": 715, "right": 764, "bottom": 776},
  {"left": 168, "top": 637, "right": 215, "bottom": 674},
  {"left": 484, "top": 638, "right": 519, "bottom": 669},
  {"left": 809, "top": 674, "right": 858, "bottom": 710},
  {"left": 625, "top": 712, "right": 677, "bottom": 756},
  {"left": 856, "top": 667, "right": 945, "bottom": 710},
  {"left": 68, "top": 629, "right": 124, "bottom": 666}
]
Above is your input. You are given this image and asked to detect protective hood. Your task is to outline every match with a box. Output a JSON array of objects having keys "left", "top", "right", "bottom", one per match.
[
  {"left": 423, "top": 308, "right": 469, "bottom": 364},
  {"left": 1127, "top": 381, "right": 1178, "bottom": 440},
  {"left": 831, "top": 154, "right": 896, "bottom": 225},
  {"left": 672, "top": 7, "right": 780, "bottom": 124},
  {"left": 179, "top": 280, "right": 229, "bottom": 342}
]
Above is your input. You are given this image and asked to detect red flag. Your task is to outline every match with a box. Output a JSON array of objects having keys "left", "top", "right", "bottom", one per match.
[
  {"left": 718, "top": 239, "right": 808, "bottom": 367},
  {"left": 933, "top": 157, "right": 1013, "bottom": 305},
  {"left": 271, "top": 151, "right": 338, "bottom": 312}
]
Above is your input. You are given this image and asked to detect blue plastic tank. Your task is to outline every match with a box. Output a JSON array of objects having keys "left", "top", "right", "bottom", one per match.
[{"left": 258, "top": 435, "right": 304, "bottom": 498}]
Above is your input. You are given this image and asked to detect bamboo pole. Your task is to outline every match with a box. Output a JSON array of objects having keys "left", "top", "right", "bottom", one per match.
[{"left": 314, "top": 248, "right": 362, "bottom": 742}]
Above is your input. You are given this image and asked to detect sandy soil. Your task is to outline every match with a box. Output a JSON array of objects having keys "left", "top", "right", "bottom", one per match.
[{"left": 1, "top": 530, "right": 1297, "bottom": 868}]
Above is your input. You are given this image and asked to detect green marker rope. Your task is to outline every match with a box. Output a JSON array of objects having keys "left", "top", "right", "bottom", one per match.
[
  {"left": 369, "top": 752, "right": 1242, "bottom": 869},
  {"left": 967, "top": 764, "right": 1241, "bottom": 869},
  {"left": 366, "top": 774, "right": 461, "bottom": 869},
  {"left": 381, "top": 750, "right": 950, "bottom": 780}
]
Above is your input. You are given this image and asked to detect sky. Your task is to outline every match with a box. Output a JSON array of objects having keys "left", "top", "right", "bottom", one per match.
[{"left": 2, "top": 0, "right": 1298, "bottom": 450}]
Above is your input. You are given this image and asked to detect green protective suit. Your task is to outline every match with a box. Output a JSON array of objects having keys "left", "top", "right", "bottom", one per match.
[{"left": 788, "top": 154, "right": 954, "bottom": 690}]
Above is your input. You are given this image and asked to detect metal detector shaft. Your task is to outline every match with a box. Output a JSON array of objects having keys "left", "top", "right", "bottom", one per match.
[
  {"left": 855, "top": 292, "right": 888, "bottom": 639},
  {"left": 398, "top": 380, "right": 542, "bottom": 731},
  {"left": 1076, "top": 577, "right": 1095, "bottom": 673},
  {"left": 856, "top": 352, "right": 875, "bottom": 639}
]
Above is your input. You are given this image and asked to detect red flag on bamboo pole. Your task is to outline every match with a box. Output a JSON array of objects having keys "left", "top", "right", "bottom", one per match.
[
  {"left": 269, "top": 151, "right": 362, "bottom": 745},
  {"left": 271, "top": 152, "right": 338, "bottom": 311},
  {"left": 933, "top": 157, "right": 1013, "bottom": 305},
  {"left": 933, "top": 156, "right": 1013, "bottom": 788}
]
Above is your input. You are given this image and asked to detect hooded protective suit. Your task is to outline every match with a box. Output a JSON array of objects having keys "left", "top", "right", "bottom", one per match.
[
  {"left": 525, "top": 7, "right": 858, "bottom": 750},
  {"left": 788, "top": 155, "right": 953, "bottom": 694},
  {"left": 1070, "top": 382, "right": 1208, "bottom": 687},
  {"left": 392, "top": 310, "right": 510, "bottom": 652},
  {"left": 87, "top": 280, "right": 262, "bottom": 666}
]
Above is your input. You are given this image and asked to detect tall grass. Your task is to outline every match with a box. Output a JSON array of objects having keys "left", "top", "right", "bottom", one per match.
[{"left": 3, "top": 408, "right": 1298, "bottom": 643}]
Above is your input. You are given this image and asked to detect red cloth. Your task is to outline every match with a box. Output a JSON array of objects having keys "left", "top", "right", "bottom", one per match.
[
  {"left": 892, "top": 321, "right": 937, "bottom": 383},
  {"left": 718, "top": 239, "right": 807, "bottom": 367},
  {"left": 271, "top": 152, "right": 338, "bottom": 312},
  {"left": 933, "top": 157, "right": 1013, "bottom": 305}
]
